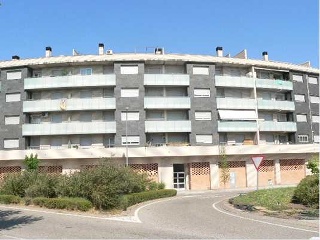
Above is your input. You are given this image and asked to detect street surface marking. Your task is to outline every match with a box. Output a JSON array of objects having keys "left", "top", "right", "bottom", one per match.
[{"left": 212, "top": 198, "right": 319, "bottom": 234}]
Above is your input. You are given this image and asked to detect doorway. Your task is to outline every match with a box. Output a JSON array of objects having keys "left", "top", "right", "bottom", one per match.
[{"left": 173, "top": 164, "right": 185, "bottom": 189}]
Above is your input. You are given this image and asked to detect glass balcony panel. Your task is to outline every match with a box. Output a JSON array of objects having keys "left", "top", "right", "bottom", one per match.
[
  {"left": 257, "top": 99, "right": 295, "bottom": 111},
  {"left": 144, "top": 97, "right": 190, "bottom": 109},
  {"left": 259, "top": 121, "right": 297, "bottom": 132},
  {"left": 218, "top": 121, "right": 257, "bottom": 132},
  {"left": 144, "top": 74, "right": 189, "bottom": 86},
  {"left": 24, "top": 74, "right": 116, "bottom": 89},
  {"left": 22, "top": 122, "right": 116, "bottom": 136},
  {"left": 145, "top": 121, "right": 191, "bottom": 132},
  {"left": 256, "top": 78, "right": 293, "bottom": 90},
  {"left": 216, "top": 98, "right": 256, "bottom": 109},
  {"left": 23, "top": 98, "right": 116, "bottom": 112},
  {"left": 215, "top": 76, "right": 255, "bottom": 88}
]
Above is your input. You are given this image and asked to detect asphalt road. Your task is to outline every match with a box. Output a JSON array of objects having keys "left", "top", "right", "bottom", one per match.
[{"left": 0, "top": 190, "right": 318, "bottom": 239}]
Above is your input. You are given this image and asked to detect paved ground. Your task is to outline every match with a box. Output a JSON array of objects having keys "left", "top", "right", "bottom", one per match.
[{"left": 0, "top": 190, "right": 318, "bottom": 239}]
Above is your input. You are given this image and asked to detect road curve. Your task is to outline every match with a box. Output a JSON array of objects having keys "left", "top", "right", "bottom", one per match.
[{"left": 0, "top": 191, "right": 318, "bottom": 239}]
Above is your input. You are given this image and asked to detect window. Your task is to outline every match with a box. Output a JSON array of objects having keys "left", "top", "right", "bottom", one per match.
[
  {"left": 80, "top": 68, "right": 92, "bottom": 75},
  {"left": 292, "top": 74, "right": 303, "bottom": 82},
  {"left": 7, "top": 71, "right": 22, "bottom": 80},
  {"left": 194, "top": 88, "right": 210, "bottom": 97},
  {"left": 308, "top": 76, "right": 318, "bottom": 84},
  {"left": 51, "top": 92, "right": 63, "bottom": 100},
  {"left": 121, "top": 112, "right": 139, "bottom": 121},
  {"left": 121, "top": 136, "right": 140, "bottom": 145},
  {"left": 196, "top": 135, "right": 212, "bottom": 144},
  {"left": 310, "top": 96, "right": 320, "bottom": 104},
  {"left": 51, "top": 137, "right": 62, "bottom": 148},
  {"left": 52, "top": 69, "right": 64, "bottom": 77},
  {"left": 296, "top": 114, "right": 307, "bottom": 122},
  {"left": 80, "top": 90, "right": 92, "bottom": 98},
  {"left": 121, "top": 88, "right": 139, "bottom": 97},
  {"left": 51, "top": 114, "right": 62, "bottom": 123},
  {"left": 6, "top": 93, "right": 21, "bottom": 102},
  {"left": 5, "top": 116, "right": 20, "bottom": 125},
  {"left": 312, "top": 115, "right": 319, "bottom": 123},
  {"left": 80, "top": 136, "right": 92, "bottom": 147},
  {"left": 294, "top": 94, "right": 305, "bottom": 102},
  {"left": 4, "top": 139, "right": 19, "bottom": 149},
  {"left": 193, "top": 66, "right": 209, "bottom": 75},
  {"left": 121, "top": 65, "right": 138, "bottom": 74},
  {"left": 298, "top": 135, "right": 308, "bottom": 143},
  {"left": 33, "top": 71, "right": 42, "bottom": 78},
  {"left": 277, "top": 114, "right": 287, "bottom": 122},
  {"left": 80, "top": 112, "right": 92, "bottom": 122},
  {"left": 314, "top": 135, "right": 320, "bottom": 143},
  {"left": 195, "top": 111, "right": 211, "bottom": 120}
]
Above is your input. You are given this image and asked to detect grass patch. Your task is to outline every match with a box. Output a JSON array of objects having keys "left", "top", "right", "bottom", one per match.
[{"left": 230, "top": 187, "right": 296, "bottom": 211}]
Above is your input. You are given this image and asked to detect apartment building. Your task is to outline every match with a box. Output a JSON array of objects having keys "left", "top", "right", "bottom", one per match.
[{"left": 0, "top": 45, "right": 318, "bottom": 190}]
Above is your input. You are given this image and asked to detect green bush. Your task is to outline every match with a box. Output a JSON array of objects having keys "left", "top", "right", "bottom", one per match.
[
  {"left": 146, "top": 181, "right": 166, "bottom": 190},
  {"left": 0, "top": 194, "right": 21, "bottom": 204},
  {"left": 0, "top": 171, "right": 60, "bottom": 198},
  {"left": 33, "top": 197, "right": 92, "bottom": 211},
  {"left": 121, "top": 189, "right": 177, "bottom": 210},
  {"left": 56, "top": 162, "right": 150, "bottom": 210},
  {"left": 292, "top": 174, "right": 319, "bottom": 208}
]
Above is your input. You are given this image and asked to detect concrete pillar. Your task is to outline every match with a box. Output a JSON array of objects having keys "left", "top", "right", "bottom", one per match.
[
  {"left": 159, "top": 158, "right": 173, "bottom": 189},
  {"left": 275, "top": 159, "right": 281, "bottom": 185},
  {"left": 246, "top": 160, "right": 257, "bottom": 187},
  {"left": 210, "top": 163, "right": 219, "bottom": 189}
]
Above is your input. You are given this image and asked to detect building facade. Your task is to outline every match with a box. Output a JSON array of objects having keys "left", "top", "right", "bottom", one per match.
[{"left": 0, "top": 45, "right": 319, "bottom": 190}]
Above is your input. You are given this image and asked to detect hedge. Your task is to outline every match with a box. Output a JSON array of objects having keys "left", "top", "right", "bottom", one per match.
[
  {"left": 32, "top": 197, "right": 93, "bottom": 211},
  {"left": 292, "top": 174, "right": 319, "bottom": 208},
  {"left": 121, "top": 189, "right": 177, "bottom": 210},
  {"left": 0, "top": 195, "right": 21, "bottom": 204}
]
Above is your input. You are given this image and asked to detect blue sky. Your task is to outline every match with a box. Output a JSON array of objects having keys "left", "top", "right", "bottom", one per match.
[{"left": 0, "top": 0, "right": 318, "bottom": 67}]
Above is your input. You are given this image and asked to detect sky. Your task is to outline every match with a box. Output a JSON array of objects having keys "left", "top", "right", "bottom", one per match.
[{"left": 0, "top": 0, "right": 318, "bottom": 67}]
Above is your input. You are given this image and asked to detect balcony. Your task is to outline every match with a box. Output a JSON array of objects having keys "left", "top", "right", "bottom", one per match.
[
  {"left": 259, "top": 121, "right": 297, "bottom": 132},
  {"left": 144, "top": 97, "right": 190, "bottom": 109},
  {"left": 145, "top": 120, "right": 191, "bottom": 132},
  {"left": 144, "top": 74, "right": 189, "bottom": 86},
  {"left": 22, "top": 122, "right": 116, "bottom": 136},
  {"left": 23, "top": 98, "right": 116, "bottom": 112},
  {"left": 218, "top": 121, "right": 257, "bottom": 132},
  {"left": 256, "top": 78, "right": 293, "bottom": 90},
  {"left": 216, "top": 98, "right": 256, "bottom": 109},
  {"left": 24, "top": 74, "right": 116, "bottom": 90},
  {"left": 257, "top": 99, "right": 295, "bottom": 111},
  {"left": 215, "top": 76, "right": 254, "bottom": 88}
]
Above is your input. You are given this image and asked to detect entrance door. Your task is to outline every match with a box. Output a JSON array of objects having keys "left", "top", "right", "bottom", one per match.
[{"left": 173, "top": 164, "right": 185, "bottom": 189}]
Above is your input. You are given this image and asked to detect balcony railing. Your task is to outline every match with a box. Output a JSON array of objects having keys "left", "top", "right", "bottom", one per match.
[
  {"left": 145, "top": 120, "right": 191, "bottom": 132},
  {"left": 257, "top": 99, "right": 295, "bottom": 111},
  {"left": 22, "top": 122, "right": 116, "bottom": 136},
  {"left": 24, "top": 74, "right": 116, "bottom": 89},
  {"left": 144, "top": 97, "right": 190, "bottom": 109},
  {"left": 218, "top": 121, "right": 257, "bottom": 132},
  {"left": 215, "top": 76, "right": 255, "bottom": 88},
  {"left": 256, "top": 78, "right": 293, "bottom": 90},
  {"left": 259, "top": 121, "right": 297, "bottom": 132},
  {"left": 144, "top": 74, "right": 190, "bottom": 86},
  {"left": 216, "top": 98, "right": 256, "bottom": 109},
  {"left": 23, "top": 98, "right": 116, "bottom": 112}
]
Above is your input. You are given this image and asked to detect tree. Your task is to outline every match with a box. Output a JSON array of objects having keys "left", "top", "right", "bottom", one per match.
[
  {"left": 307, "top": 155, "right": 319, "bottom": 174},
  {"left": 219, "top": 145, "right": 230, "bottom": 188},
  {"left": 24, "top": 153, "right": 40, "bottom": 171}
]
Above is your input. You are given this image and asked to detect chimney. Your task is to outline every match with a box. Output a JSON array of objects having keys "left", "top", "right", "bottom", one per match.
[
  {"left": 216, "top": 46, "right": 223, "bottom": 57},
  {"left": 262, "top": 51, "right": 268, "bottom": 61},
  {"left": 45, "top": 47, "right": 52, "bottom": 57},
  {"left": 99, "top": 43, "right": 104, "bottom": 55},
  {"left": 12, "top": 55, "right": 20, "bottom": 60}
]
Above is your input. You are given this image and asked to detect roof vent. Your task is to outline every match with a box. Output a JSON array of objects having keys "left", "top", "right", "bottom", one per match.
[
  {"left": 45, "top": 46, "right": 52, "bottom": 57},
  {"left": 262, "top": 51, "right": 268, "bottom": 61},
  {"left": 99, "top": 43, "right": 104, "bottom": 55},
  {"left": 216, "top": 47, "right": 223, "bottom": 57},
  {"left": 12, "top": 55, "right": 20, "bottom": 60},
  {"left": 155, "top": 48, "right": 164, "bottom": 55},
  {"left": 106, "top": 49, "right": 113, "bottom": 55}
]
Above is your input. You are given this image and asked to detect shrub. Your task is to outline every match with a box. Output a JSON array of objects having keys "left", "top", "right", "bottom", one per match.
[
  {"left": 24, "top": 153, "right": 40, "bottom": 171},
  {"left": 33, "top": 197, "right": 92, "bottom": 211},
  {"left": 307, "top": 156, "right": 319, "bottom": 174},
  {"left": 292, "top": 174, "right": 319, "bottom": 208},
  {"left": 56, "top": 161, "right": 150, "bottom": 210},
  {"left": 121, "top": 189, "right": 177, "bottom": 210},
  {"left": 1, "top": 171, "right": 60, "bottom": 198},
  {"left": 146, "top": 181, "right": 166, "bottom": 190},
  {"left": 0, "top": 195, "right": 21, "bottom": 204}
]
